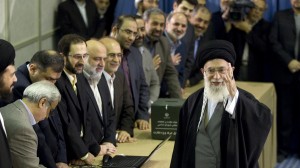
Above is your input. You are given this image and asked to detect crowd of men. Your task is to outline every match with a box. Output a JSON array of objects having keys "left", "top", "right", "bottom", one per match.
[{"left": 0, "top": 0, "right": 299, "bottom": 167}]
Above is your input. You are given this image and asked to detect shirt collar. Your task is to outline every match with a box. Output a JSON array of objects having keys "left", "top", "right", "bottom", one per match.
[
  {"left": 64, "top": 69, "right": 77, "bottom": 85},
  {"left": 74, "top": 0, "right": 86, "bottom": 7},
  {"left": 20, "top": 100, "right": 36, "bottom": 125}
]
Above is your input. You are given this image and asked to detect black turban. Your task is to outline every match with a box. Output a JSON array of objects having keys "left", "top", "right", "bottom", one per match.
[
  {"left": 0, "top": 39, "right": 15, "bottom": 72},
  {"left": 197, "top": 40, "right": 236, "bottom": 68}
]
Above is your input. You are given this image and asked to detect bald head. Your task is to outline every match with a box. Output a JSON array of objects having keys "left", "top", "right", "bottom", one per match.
[
  {"left": 84, "top": 40, "right": 107, "bottom": 77},
  {"left": 99, "top": 37, "right": 122, "bottom": 75}
]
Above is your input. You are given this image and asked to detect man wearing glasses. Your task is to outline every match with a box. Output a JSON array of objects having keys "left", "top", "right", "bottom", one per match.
[
  {"left": 111, "top": 15, "right": 150, "bottom": 130},
  {"left": 56, "top": 34, "right": 101, "bottom": 166},
  {"left": 171, "top": 40, "right": 272, "bottom": 168}
]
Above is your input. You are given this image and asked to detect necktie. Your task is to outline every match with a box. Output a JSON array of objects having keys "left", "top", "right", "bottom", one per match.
[
  {"left": 71, "top": 75, "right": 77, "bottom": 94},
  {"left": 122, "top": 56, "right": 131, "bottom": 89}
]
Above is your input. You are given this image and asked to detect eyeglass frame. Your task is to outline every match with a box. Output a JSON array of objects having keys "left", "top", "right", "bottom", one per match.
[
  {"left": 68, "top": 53, "right": 89, "bottom": 60},
  {"left": 119, "top": 28, "right": 138, "bottom": 38},
  {"left": 107, "top": 53, "right": 123, "bottom": 59},
  {"left": 204, "top": 67, "right": 229, "bottom": 75}
]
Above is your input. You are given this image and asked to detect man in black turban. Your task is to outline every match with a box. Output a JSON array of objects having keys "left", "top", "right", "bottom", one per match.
[
  {"left": 0, "top": 39, "right": 16, "bottom": 167},
  {"left": 171, "top": 40, "right": 272, "bottom": 168}
]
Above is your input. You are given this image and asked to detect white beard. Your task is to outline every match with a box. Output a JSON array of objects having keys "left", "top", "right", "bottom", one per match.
[
  {"left": 84, "top": 63, "right": 102, "bottom": 81},
  {"left": 204, "top": 75, "right": 229, "bottom": 102}
]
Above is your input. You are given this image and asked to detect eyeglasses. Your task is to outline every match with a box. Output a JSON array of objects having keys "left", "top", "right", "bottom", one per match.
[
  {"left": 119, "top": 28, "right": 138, "bottom": 38},
  {"left": 205, "top": 67, "right": 228, "bottom": 75},
  {"left": 68, "top": 53, "right": 89, "bottom": 60},
  {"left": 107, "top": 53, "right": 123, "bottom": 59}
]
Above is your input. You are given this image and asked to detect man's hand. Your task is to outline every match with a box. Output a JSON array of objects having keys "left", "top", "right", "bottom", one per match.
[
  {"left": 83, "top": 152, "right": 95, "bottom": 165},
  {"left": 56, "top": 162, "right": 69, "bottom": 168},
  {"left": 222, "top": 63, "right": 237, "bottom": 98},
  {"left": 116, "top": 131, "right": 136, "bottom": 143},
  {"left": 171, "top": 53, "right": 181, "bottom": 65},
  {"left": 102, "top": 142, "right": 117, "bottom": 155},
  {"left": 153, "top": 54, "right": 161, "bottom": 70},
  {"left": 232, "top": 20, "right": 252, "bottom": 33},
  {"left": 288, "top": 59, "right": 300, "bottom": 73},
  {"left": 135, "top": 119, "right": 149, "bottom": 130}
]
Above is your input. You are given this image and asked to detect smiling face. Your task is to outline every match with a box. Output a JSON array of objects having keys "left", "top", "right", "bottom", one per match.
[
  {"left": 102, "top": 39, "right": 123, "bottom": 75},
  {"left": 201, "top": 59, "right": 230, "bottom": 102},
  {"left": 291, "top": 0, "right": 300, "bottom": 11},
  {"left": 166, "top": 13, "right": 187, "bottom": 41},
  {"left": 190, "top": 8, "right": 211, "bottom": 37},
  {"left": 134, "top": 18, "right": 147, "bottom": 47},
  {"left": 85, "top": 41, "right": 107, "bottom": 79},
  {"left": 145, "top": 13, "right": 165, "bottom": 41},
  {"left": 64, "top": 42, "right": 88, "bottom": 74},
  {"left": 114, "top": 19, "right": 138, "bottom": 49},
  {"left": 173, "top": 0, "right": 195, "bottom": 19}
]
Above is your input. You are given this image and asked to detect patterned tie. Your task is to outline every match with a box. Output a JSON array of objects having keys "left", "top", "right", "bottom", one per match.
[{"left": 71, "top": 75, "right": 77, "bottom": 94}]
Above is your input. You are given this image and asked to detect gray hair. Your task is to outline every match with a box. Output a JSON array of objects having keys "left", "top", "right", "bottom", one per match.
[
  {"left": 143, "top": 8, "right": 165, "bottom": 22},
  {"left": 23, "top": 80, "right": 61, "bottom": 104}
]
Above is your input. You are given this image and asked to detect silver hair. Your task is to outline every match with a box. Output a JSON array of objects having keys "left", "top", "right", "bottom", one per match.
[{"left": 23, "top": 80, "right": 61, "bottom": 103}]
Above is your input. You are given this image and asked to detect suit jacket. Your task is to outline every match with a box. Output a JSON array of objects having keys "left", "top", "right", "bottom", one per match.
[
  {"left": 55, "top": 72, "right": 99, "bottom": 161},
  {"left": 113, "top": 71, "right": 135, "bottom": 136},
  {"left": 228, "top": 19, "right": 270, "bottom": 81},
  {"left": 140, "top": 47, "right": 160, "bottom": 103},
  {"left": 119, "top": 47, "right": 150, "bottom": 121},
  {"left": 57, "top": 0, "right": 102, "bottom": 39},
  {"left": 181, "top": 22, "right": 196, "bottom": 86},
  {"left": 13, "top": 63, "right": 67, "bottom": 167},
  {"left": 144, "top": 36, "right": 181, "bottom": 98},
  {"left": 188, "top": 33, "right": 214, "bottom": 86},
  {"left": 269, "top": 9, "right": 300, "bottom": 84},
  {"left": 82, "top": 73, "right": 116, "bottom": 145},
  {"left": 0, "top": 116, "right": 12, "bottom": 168},
  {"left": 1, "top": 100, "right": 45, "bottom": 168}
]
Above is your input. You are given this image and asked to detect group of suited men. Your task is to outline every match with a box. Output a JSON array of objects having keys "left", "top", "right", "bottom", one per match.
[{"left": 1, "top": 0, "right": 300, "bottom": 167}]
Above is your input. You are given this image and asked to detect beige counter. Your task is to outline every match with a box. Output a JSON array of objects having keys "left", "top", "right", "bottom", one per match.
[{"left": 96, "top": 81, "right": 277, "bottom": 168}]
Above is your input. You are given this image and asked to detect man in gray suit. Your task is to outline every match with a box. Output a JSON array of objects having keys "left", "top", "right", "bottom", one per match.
[
  {"left": 133, "top": 15, "right": 160, "bottom": 106},
  {"left": 1, "top": 81, "right": 61, "bottom": 168},
  {"left": 143, "top": 8, "right": 182, "bottom": 98}
]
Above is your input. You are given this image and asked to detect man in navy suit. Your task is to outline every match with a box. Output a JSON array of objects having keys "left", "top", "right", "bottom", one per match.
[
  {"left": 0, "top": 39, "right": 16, "bottom": 168},
  {"left": 83, "top": 39, "right": 117, "bottom": 154},
  {"left": 269, "top": 0, "right": 300, "bottom": 161},
  {"left": 12, "top": 50, "right": 68, "bottom": 168},
  {"left": 111, "top": 15, "right": 150, "bottom": 130}
]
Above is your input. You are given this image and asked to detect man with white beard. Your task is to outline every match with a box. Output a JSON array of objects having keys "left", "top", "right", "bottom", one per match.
[
  {"left": 171, "top": 40, "right": 272, "bottom": 168},
  {"left": 82, "top": 40, "right": 117, "bottom": 160}
]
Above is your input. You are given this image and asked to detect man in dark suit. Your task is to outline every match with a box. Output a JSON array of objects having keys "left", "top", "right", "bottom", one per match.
[
  {"left": 56, "top": 34, "right": 101, "bottom": 165},
  {"left": 269, "top": 0, "right": 300, "bottom": 161},
  {"left": 143, "top": 8, "right": 182, "bottom": 98},
  {"left": 57, "top": 0, "right": 102, "bottom": 39},
  {"left": 12, "top": 50, "right": 68, "bottom": 168},
  {"left": 187, "top": 5, "right": 212, "bottom": 86},
  {"left": 83, "top": 40, "right": 117, "bottom": 154},
  {"left": 1, "top": 81, "right": 61, "bottom": 168},
  {"left": 100, "top": 37, "right": 136, "bottom": 143},
  {"left": 111, "top": 15, "right": 150, "bottom": 130},
  {"left": 0, "top": 39, "right": 16, "bottom": 168}
]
